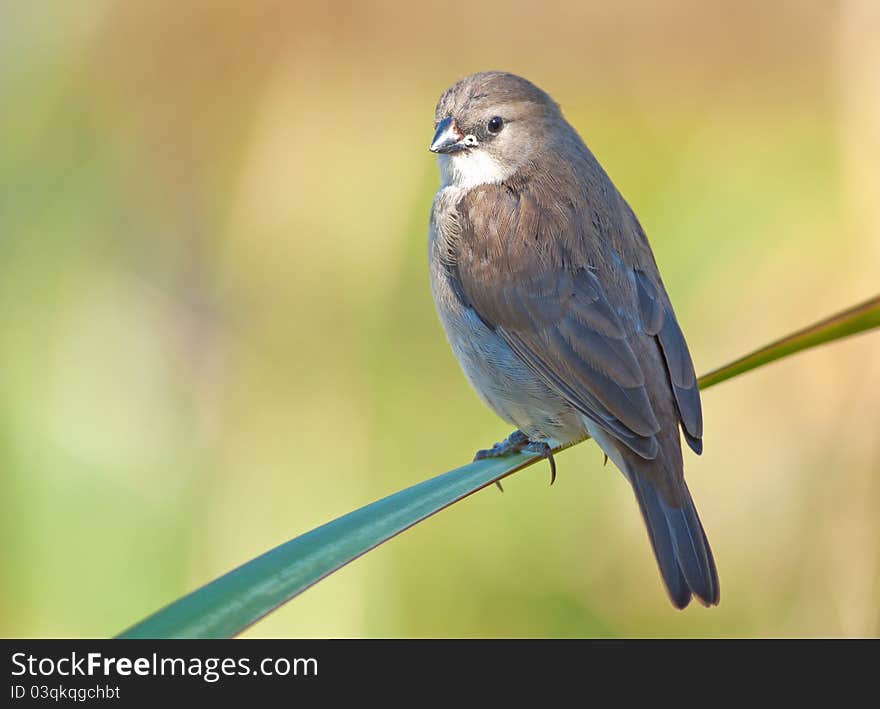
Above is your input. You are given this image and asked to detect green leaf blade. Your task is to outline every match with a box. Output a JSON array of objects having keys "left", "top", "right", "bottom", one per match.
[
  {"left": 118, "top": 453, "right": 535, "bottom": 638},
  {"left": 698, "top": 295, "right": 880, "bottom": 390},
  {"left": 118, "top": 293, "right": 880, "bottom": 639}
]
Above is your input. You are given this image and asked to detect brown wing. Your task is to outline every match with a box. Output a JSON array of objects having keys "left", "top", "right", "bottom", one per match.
[
  {"left": 449, "top": 180, "right": 702, "bottom": 460},
  {"left": 634, "top": 265, "right": 703, "bottom": 453},
  {"left": 448, "top": 174, "right": 715, "bottom": 607}
]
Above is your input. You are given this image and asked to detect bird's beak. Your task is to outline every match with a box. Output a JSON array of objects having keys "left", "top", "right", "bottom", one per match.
[{"left": 429, "top": 116, "right": 466, "bottom": 154}]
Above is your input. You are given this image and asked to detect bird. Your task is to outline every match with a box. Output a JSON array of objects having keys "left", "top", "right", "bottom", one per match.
[{"left": 427, "top": 71, "right": 719, "bottom": 609}]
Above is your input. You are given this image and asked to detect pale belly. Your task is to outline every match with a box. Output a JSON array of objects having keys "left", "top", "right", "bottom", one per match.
[
  {"left": 435, "top": 295, "right": 584, "bottom": 446},
  {"left": 428, "top": 194, "right": 584, "bottom": 445}
]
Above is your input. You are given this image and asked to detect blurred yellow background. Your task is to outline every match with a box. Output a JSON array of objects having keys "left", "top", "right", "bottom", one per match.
[{"left": 2, "top": 0, "right": 878, "bottom": 638}]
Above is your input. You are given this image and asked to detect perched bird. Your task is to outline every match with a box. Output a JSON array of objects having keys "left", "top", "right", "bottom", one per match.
[{"left": 427, "top": 71, "right": 719, "bottom": 609}]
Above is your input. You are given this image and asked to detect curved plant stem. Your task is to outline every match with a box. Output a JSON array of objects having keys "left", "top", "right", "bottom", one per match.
[
  {"left": 698, "top": 294, "right": 880, "bottom": 389},
  {"left": 118, "top": 293, "right": 880, "bottom": 639}
]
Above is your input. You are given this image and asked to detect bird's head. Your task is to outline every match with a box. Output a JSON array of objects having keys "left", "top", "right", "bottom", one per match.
[{"left": 430, "top": 72, "right": 564, "bottom": 189}]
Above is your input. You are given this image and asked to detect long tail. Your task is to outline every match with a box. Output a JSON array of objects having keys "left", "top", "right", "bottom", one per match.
[{"left": 629, "top": 473, "right": 720, "bottom": 609}]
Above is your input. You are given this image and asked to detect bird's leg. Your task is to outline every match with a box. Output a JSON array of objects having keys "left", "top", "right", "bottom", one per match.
[{"left": 473, "top": 430, "right": 557, "bottom": 486}]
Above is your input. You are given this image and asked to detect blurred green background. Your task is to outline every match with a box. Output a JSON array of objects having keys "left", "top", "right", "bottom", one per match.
[{"left": 2, "top": 1, "right": 878, "bottom": 638}]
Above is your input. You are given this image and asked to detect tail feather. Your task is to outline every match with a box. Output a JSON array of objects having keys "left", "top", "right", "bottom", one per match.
[
  {"left": 630, "top": 474, "right": 691, "bottom": 608},
  {"left": 630, "top": 474, "right": 719, "bottom": 609}
]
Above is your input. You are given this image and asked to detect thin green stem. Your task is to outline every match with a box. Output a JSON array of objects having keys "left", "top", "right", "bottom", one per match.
[{"left": 117, "top": 293, "right": 880, "bottom": 639}]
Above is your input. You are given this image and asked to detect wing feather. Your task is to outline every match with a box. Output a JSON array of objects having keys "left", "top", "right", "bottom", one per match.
[{"left": 451, "top": 180, "right": 703, "bottom": 459}]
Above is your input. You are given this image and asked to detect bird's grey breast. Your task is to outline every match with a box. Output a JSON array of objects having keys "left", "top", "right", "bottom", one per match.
[{"left": 428, "top": 186, "right": 580, "bottom": 443}]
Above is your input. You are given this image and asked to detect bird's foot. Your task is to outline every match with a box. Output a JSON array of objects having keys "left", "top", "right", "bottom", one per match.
[
  {"left": 473, "top": 430, "right": 557, "bottom": 486},
  {"left": 474, "top": 430, "right": 529, "bottom": 491},
  {"left": 473, "top": 430, "right": 530, "bottom": 461}
]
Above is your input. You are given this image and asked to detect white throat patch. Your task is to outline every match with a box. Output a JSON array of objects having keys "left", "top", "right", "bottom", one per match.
[{"left": 438, "top": 150, "right": 512, "bottom": 189}]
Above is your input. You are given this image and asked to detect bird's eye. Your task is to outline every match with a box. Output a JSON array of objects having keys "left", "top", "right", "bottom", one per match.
[{"left": 487, "top": 116, "right": 504, "bottom": 134}]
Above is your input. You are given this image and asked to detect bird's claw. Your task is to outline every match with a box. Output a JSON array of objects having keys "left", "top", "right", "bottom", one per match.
[
  {"left": 522, "top": 441, "right": 557, "bottom": 485},
  {"left": 473, "top": 430, "right": 557, "bottom": 487}
]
